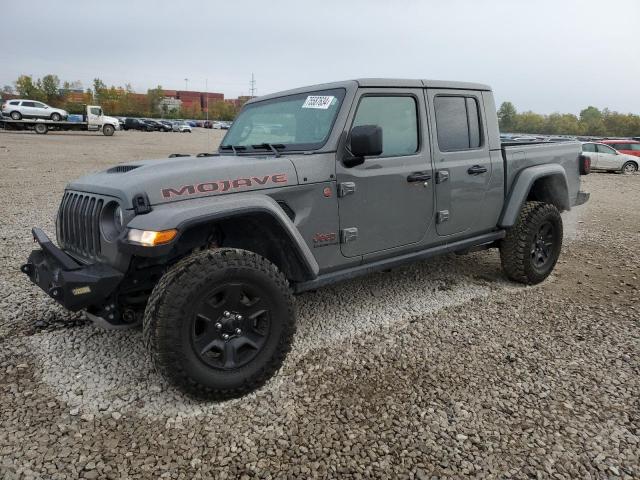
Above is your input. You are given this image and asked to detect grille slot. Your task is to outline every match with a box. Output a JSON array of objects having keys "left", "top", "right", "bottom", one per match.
[
  {"left": 107, "top": 165, "right": 140, "bottom": 173},
  {"left": 58, "top": 191, "right": 104, "bottom": 259}
]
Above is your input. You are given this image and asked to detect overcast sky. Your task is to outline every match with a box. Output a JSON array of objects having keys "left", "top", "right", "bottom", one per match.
[{"left": 2, "top": 0, "right": 639, "bottom": 114}]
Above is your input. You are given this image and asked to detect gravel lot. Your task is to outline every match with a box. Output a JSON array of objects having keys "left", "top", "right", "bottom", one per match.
[{"left": 0, "top": 129, "right": 638, "bottom": 479}]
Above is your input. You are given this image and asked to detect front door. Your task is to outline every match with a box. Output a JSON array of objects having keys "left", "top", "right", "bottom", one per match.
[
  {"left": 87, "top": 107, "right": 102, "bottom": 130},
  {"left": 337, "top": 89, "right": 434, "bottom": 258},
  {"left": 596, "top": 143, "right": 620, "bottom": 169},
  {"left": 426, "top": 89, "right": 492, "bottom": 237}
]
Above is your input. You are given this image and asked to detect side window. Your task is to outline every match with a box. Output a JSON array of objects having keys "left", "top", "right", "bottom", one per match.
[
  {"left": 582, "top": 143, "right": 596, "bottom": 153},
  {"left": 352, "top": 96, "right": 418, "bottom": 157},
  {"left": 90, "top": 107, "right": 101, "bottom": 115},
  {"left": 597, "top": 144, "right": 616, "bottom": 155},
  {"left": 33, "top": 102, "right": 46, "bottom": 108},
  {"left": 434, "top": 95, "right": 483, "bottom": 151},
  {"left": 22, "top": 101, "right": 36, "bottom": 107},
  {"left": 612, "top": 143, "right": 629, "bottom": 150},
  {"left": 9, "top": 100, "right": 19, "bottom": 105}
]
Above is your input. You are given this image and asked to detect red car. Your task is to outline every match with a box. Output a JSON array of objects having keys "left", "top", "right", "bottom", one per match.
[{"left": 599, "top": 139, "right": 640, "bottom": 158}]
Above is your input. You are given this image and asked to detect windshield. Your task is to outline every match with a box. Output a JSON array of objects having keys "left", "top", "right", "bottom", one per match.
[{"left": 221, "top": 88, "right": 345, "bottom": 152}]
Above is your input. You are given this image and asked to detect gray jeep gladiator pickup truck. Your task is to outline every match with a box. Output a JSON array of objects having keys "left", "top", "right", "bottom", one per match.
[{"left": 22, "top": 79, "right": 590, "bottom": 398}]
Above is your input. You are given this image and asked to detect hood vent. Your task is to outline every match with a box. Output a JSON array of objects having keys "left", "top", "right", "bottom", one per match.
[{"left": 107, "top": 165, "right": 141, "bottom": 173}]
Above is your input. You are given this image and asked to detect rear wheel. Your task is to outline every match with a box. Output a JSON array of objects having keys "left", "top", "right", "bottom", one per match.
[
  {"left": 102, "top": 124, "right": 115, "bottom": 136},
  {"left": 143, "top": 248, "right": 295, "bottom": 399},
  {"left": 622, "top": 161, "right": 638, "bottom": 174},
  {"left": 50, "top": 112, "right": 62, "bottom": 121},
  {"left": 34, "top": 123, "right": 48, "bottom": 134},
  {"left": 500, "top": 201, "right": 563, "bottom": 285},
  {"left": 10, "top": 111, "right": 22, "bottom": 120}
]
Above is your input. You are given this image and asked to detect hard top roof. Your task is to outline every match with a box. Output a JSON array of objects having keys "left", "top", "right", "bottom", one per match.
[{"left": 247, "top": 78, "right": 491, "bottom": 104}]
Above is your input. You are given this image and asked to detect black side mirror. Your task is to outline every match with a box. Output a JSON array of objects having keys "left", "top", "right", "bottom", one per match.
[{"left": 344, "top": 125, "right": 383, "bottom": 168}]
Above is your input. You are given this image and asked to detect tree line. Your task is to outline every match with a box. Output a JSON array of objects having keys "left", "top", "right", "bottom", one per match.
[
  {"left": 498, "top": 102, "right": 640, "bottom": 137},
  {"left": 2, "top": 74, "right": 240, "bottom": 120}
]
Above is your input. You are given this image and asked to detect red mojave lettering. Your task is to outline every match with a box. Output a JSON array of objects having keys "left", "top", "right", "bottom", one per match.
[{"left": 161, "top": 173, "right": 289, "bottom": 199}]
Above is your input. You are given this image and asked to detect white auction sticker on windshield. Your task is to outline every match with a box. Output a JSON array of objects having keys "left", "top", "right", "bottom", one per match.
[{"left": 302, "top": 96, "right": 335, "bottom": 109}]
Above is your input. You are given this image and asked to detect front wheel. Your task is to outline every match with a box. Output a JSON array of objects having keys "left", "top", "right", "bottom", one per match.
[
  {"left": 50, "top": 113, "right": 62, "bottom": 121},
  {"left": 102, "top": 124, "right": 115, "bottom": 136},
  {"left": 500, "top": 201, "right": 563, "bottom": 285},
  {"left": 143, "top": 248, "right": 295, "bottom": 399},
  {"left": 622, "top": 161, "right": 638, "bottom": 174}
]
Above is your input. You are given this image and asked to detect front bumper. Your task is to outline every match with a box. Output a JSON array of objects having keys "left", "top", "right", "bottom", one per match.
[{"left": 21, "top": 228, "right": 123, "bottom": 312}]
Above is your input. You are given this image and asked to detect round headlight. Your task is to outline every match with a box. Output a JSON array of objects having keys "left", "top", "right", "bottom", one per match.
[{"left": 114, "top": 206, "right": 124, "bottom": 232}]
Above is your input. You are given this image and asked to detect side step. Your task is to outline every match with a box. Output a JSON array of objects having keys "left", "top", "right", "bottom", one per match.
[{"left": 293, "top": 230, "right": 505, "bottom": 293}]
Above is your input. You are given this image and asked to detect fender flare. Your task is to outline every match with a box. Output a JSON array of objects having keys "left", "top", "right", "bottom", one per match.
[
  {"left": 125, "top": 194, "right": 320, "bottom": 278},
  {"left": 498, "top": 164, "right": 569, "bottom": 228}
]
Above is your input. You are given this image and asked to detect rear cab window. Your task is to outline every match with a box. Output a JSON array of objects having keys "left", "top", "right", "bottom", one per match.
[{"left": 433, "top": 95, "right": 483, "bottom": 151}]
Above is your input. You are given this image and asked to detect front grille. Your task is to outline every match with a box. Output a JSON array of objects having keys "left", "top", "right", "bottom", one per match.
[{"left": 57, "top": 191, "right": 104, "bottom": 259}]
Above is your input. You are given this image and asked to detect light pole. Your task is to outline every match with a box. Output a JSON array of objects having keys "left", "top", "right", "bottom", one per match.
[{"left": 184, "top": 78, "right": 189, "bottom": 91}]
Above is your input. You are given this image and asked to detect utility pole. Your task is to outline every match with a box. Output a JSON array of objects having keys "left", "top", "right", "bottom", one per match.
[
  {"left": 249, "top": 73, "right": 256, "bottom": 98},
  {"left": 184, "top": 78, "right": 189, "bottom": 91},
  {"left": 205, "top": 78, "right": 210, "bottom": 152}
]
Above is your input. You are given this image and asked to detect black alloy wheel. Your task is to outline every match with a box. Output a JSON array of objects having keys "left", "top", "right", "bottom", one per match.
[{"left": 191, "top": 282, "right": 272, "bottom": 370}]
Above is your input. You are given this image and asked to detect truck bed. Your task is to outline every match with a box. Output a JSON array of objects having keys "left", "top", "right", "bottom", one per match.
[{"left": 501, "top": 141, "right": 582, "bottom": 207}]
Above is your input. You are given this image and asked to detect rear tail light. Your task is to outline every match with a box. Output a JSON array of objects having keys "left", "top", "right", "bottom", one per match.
[{"left": 579, "top": 154, "right": 591, "bottom": 175}]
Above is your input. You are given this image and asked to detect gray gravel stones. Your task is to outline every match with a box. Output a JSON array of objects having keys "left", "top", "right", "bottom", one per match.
[{"left": 1, "top": 131, "right": 638, "bottom": 478}]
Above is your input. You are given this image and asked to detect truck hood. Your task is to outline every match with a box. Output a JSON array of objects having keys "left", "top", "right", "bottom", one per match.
[{"left": 67, "top": 154, "right": 299, "bottom": 208}]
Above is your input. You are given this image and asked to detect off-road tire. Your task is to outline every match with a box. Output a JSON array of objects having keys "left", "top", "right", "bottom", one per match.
[
  {"left": 50, "top": 112, "right": 62, "bottom": 121},
  {"left": 143, "top": 248, "right": 295, "bottom": 399},
  {"left": 622, "top": 161, "right": 638, "bottom": 174},
  {"left": 500, "top": 201, "right": 563, "bottom": 285},
  {"left": 10, "top": 111, "right": 22, "bottom": 120},
  {"left": 103, "top": 124, "right": 115, "bottom": 136}
]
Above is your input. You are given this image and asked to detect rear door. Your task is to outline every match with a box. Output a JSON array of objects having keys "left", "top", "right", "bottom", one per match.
[
  {"left": 20, "top": 101, "right": 37, "bottom": 118},
  {"left": 581, "top": 143, "right": 598, "bottom": 168},
  {"left": 336, "top": 89, "right": 434, "bottom": 257},
  {"left": 426, "top": 89, "right": 492, "bottom": 237}
]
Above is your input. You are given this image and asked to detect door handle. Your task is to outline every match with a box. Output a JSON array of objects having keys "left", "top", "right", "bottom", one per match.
[
  {"left": 467, "top": 165, "right": 487, "bottom": 175},
  {"left": 407, "top": 172, "right": 432, "bottom": 182}
]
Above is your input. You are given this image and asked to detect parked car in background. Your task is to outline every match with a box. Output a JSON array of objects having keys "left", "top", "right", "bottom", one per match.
[
  {"left": 172, "top": 121, "right": 192, "bottom": 133},
  {"left": 141, "top": 119, "right": 163, "bottom": 131},
  {"left": 599, "top": 139, "right": 640, "bottom": 158},
  {"left": 1, "top": 99, "right": 68, "bottom": 121},
  {"left": 124, "top": 118, "right": 154, "bottom": 132},
  {"left": 581, "top": 142, "right": 638, "bottom": 174},
  {"left": 187, "top": 120, "right": 197, "bottom": 127},
  {"left": 203, "top": 120, "right": 213, "bottom": 128},
  {"left": 145, "top": 119, "right": 172, "bottom": 132}
]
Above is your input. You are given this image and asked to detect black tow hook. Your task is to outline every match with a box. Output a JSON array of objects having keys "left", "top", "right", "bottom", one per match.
[
  {"left": 21, "top": 263, "right": 34, "bottom": 276},
  {"left": 48, "top": 286, "right": 64, "bottom": 299}
]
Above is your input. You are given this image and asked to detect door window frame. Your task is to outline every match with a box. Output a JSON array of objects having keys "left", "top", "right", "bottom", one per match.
[{"left": 347, "top": 92, "right": 423, "bottom": 159}]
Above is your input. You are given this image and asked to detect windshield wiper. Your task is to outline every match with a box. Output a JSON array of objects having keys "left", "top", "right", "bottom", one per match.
[
  {"left": 251, "top": 143, "right": 285, "bottom": 158},
  {"left": 219, "top": 145, "right": 247, "bottom": 156}
]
